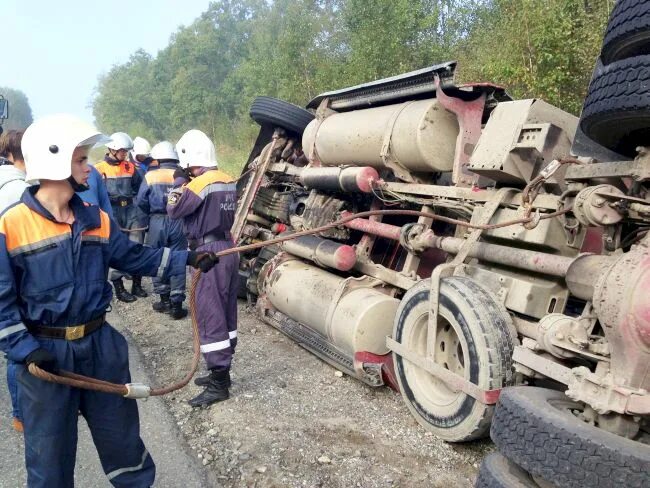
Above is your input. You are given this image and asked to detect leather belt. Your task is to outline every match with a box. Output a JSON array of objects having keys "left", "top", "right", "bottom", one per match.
[
  {"left": 27, "top": 315, "right": 105, "bottom": 341},
  {"left": 110, "top": 196, "right": 133, "bottom": 207},
  {"left": 188, "top": 231, "right": 231, "bottom": 250}
]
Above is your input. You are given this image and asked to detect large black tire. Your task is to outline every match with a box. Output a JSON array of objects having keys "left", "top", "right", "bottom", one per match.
[
  {"left": 491, "top": 387, "right": 650, "bottom": 488},
  {"left": 249, "top": 96, "right": 314, "bottom": 135},
  {"left": 601, "top": 0, "right": 650, "bottom": 64},
  {"left": 393, "top": 277, "right": 517, "bottom": 442},
  {"left": 476, "top": 453, "right": 539, "bottom": 488},
  {"left": 579, "top": 55, "right": 650, "bottom": 157}
]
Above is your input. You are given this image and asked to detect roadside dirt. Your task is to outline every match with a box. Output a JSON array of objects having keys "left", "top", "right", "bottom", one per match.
[{"left": 113, "top": 281, "right": 491, "bottom": 488}]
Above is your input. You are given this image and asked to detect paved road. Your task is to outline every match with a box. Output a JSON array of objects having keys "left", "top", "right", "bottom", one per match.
[{"left": 0, "top": 312, "right": 211, "bottom": 487}]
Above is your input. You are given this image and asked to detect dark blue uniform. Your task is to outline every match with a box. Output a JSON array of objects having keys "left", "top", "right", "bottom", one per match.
[
  {"left": 136, "top": 162, "right": 187, "bottom": 304},
  {"left": 0, "top": 187, "right": 188, "bottom": 487}
]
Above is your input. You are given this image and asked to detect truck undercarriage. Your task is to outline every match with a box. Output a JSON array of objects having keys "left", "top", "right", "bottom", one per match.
[{"left": 233, "top": 56, "right": 650, "bottom": 485}]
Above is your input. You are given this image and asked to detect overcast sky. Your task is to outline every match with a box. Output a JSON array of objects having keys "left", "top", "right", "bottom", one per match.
[{"left": 3, "top": 0, "right": 213, "bottom": 123}]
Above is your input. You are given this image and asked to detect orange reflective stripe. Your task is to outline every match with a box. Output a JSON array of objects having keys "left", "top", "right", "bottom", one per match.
[
  {"left": 81, "top": 209, "right": 111, "bottom": 242},
  {"left": 94, "top": 161, "right": 135, "bottom": 178},
  {"left": 145, "top": 169, "right": 175, "bottom": 185},
  {"left": 186, "top": 170, "right": 234, "bottom": 196},
  {"left": 0, "top": 204, "right": 71, "bottom": 256}
]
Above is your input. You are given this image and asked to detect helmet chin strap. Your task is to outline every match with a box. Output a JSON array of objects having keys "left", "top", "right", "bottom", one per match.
[{"left": 67, "top": 176, "right": 89, "bottom": 192}]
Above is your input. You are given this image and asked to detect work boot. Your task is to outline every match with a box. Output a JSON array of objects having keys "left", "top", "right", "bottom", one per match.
[
  {"left": 194, "top": 369, "right": 232, "bottom": 388},
  {"left": 131, "top": 276, "right": 148, "bottom": 298},
  {"left": 12, "top": 417, "right": 23, "bottom": 433},
  {"left": 188, "top": 368, "right": 230, "bottom": 407},
  {"left": 152, "top": 293, "right": 171, "bottom": 313},
  {"left": 113, "top": 279, "right": 136, "bottom": 303},
  {"left": 169, "top": 301, "right": 188, "bottom": 320}
]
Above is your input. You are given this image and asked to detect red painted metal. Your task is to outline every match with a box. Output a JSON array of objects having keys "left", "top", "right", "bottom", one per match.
[
  {"left": 353, "top": 351, "right": 400, "bottom": 392},
  {"left": 340, "top": 211, "right": 402, "bottom": 241},
  {"left": 435, "top": 77, "right": 486, "bottom": 187}
]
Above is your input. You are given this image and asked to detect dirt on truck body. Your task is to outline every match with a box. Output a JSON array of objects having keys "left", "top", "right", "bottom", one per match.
[{"left": 233, "top": 56, "right": 650, "bottom": 486}]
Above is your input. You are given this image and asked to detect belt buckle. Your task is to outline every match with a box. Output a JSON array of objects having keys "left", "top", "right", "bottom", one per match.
[
  {"left": 65, "top": 324, "right": 85, "bottom": 340},
  {"left": 120, "top": 200, "right": 127, "bottom": 207}
]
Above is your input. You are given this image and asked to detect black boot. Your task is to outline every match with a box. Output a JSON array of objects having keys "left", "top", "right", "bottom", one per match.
[
  {"left": 194, "top": 369, "right": 232, "bottom": 388},
  {"left": 131, "top": 276, "right": 148, "bottom": 298},
  {"left": 169, "top": 301, "right": 188, "bottom": 320},
  {"left": 189, "top": 368, "right": 230, "bottom": 407},
  {"left": 113, "top": 279, "right": 136, "bottom": 303},
  {"left": 152, "top": 293, "right": 171, "bottom": 313}
]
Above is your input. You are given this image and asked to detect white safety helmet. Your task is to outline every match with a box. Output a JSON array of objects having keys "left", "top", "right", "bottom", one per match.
[
  {"left": 150, "top": 141, "right": 179, "bottom": 161},
  {"left": 176, "top": 129, "right": 218, "bottom": 169},
  {"left": 106, "top": 131, "right": 133, "bottom": 151},
  {"left": 22, "top": 114, "right": 110, "bottom": 184},
  {"left": 132, "top": 136, "right": 151, "bottom": 157}
]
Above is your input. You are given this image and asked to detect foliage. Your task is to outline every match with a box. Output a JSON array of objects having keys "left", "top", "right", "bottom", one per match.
[
  {"left": 92, "top": 0, "right": 615, "bottom": 174},
  {"left": 0, "top": 87, "right": 34, "bottom": 131}
]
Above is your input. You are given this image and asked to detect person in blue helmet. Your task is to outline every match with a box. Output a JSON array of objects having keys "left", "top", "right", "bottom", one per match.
[{"left": 0, "top": 114, "right": 218, "bottom": 488}]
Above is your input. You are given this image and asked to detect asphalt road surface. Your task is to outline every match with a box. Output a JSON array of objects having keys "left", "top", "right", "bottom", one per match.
[{"left": 0, "top": 312, "right": 212, "bottom": 487}]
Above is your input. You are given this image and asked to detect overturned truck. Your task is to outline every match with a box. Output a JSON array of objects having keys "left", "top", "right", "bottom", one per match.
[{"left": 233, "top": 61, "right": 649, "bottom": 460}]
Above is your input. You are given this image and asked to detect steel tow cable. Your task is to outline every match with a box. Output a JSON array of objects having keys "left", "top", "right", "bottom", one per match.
[{"left": 28, "top": 205, "right": 572, "bottom": 398}]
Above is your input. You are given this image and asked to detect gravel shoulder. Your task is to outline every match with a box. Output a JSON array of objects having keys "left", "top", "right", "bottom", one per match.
[{"left": 113, "top": 281, "right": 491, "bottom": 488}]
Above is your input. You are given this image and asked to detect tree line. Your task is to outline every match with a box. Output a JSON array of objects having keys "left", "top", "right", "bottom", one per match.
[{"left": 92, "top": 0, "right": 614, "bottom": 173}]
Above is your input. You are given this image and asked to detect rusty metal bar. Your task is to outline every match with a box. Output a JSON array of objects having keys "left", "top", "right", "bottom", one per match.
[
  {"left": 422, "top": 232, "right": 573, "bottom": 277},
  {"left": 340, "top": 211, "right": 402, "bottom": 240}
]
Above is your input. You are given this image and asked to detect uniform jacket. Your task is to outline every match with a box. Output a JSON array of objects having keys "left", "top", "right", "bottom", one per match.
[
  {"left": 0, "top": 187, "right": 188, "bottom": 362},
  {"left": 94, "top": 155, "right": 142, "bottom": 201},
  {"left": 78, "top": 165, "right": 113, "bottom": 217},
  {"left": 136, "top": 162, "right": 179, "bottom": 215},
  {"left": 166, "top": 168, "right": 237, "bottom": 239}
]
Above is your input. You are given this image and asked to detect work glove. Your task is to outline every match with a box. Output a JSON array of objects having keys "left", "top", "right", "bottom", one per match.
[
  {"left": 25, "top": 348, "right": 59, "bottom": 374},
  {"left": 187, "top": 251, "right": 219, "bottom": 273}
]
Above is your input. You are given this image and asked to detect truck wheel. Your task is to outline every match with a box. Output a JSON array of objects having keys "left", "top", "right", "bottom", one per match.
[
  {"left": 579, "top": 55, "right": 650, "bottom": 157},
  {"left": 476, "top": 453, "right": 539, "bottom": 488},
  {"left": 249, "top": 96, "right": 314, "bottom": 135},
  {"left": 393, "top": 277, "right": 517, "bottom": 442},
  {"left": 601, "top": 0, "right": 650, "bottom": 64},
  {"left": 490, "top": 387, "right": 650, "bottom": 488}
]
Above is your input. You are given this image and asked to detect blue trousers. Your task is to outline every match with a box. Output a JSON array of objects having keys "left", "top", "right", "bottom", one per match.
[
  {"left": 6, "top": 358, "right": 20, "bottom": 420},
  {"left": 145, "top": 215, "right": 187, "bottom": 304},
  {"left": 109, "top": 205, "right": 145, "bottom": 282},
  {"left": 17, "top": 323, "right": 155, "bottom": 488},
  {"left": 195, "top": 240, "right": 239, "bottom": 369}
]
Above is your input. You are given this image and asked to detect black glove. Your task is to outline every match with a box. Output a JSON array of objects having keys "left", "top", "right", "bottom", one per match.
[
  {"left": 187, "top": 251, "right": 219, "bottom": 273},
  {"left": 173, "top": 167, "right": 190, "bottom": 182},
  {"left": 25, "top": 348, "right": 59, "bottom": 374}
]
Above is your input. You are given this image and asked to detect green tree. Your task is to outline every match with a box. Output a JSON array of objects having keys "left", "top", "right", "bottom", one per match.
[
  {"left": 458, "top": 0, "right": 613, "bottom": 114},
  {"left": 0, "top": 87, "right": 34, "bottom": 130}
]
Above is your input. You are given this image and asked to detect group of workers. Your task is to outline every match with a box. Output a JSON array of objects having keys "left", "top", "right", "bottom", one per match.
[{"left": 0, "top": 114, "right": 240, "bottom": 487}]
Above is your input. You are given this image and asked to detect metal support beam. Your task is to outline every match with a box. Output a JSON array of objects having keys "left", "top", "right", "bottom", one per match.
[{"left": 387, "top": 337, "right": 501, "bottom": 404}]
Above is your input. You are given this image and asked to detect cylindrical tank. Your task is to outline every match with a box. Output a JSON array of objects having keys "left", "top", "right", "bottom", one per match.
[
  {"left": 300, "top": 166, "right": 379, "bottom": 193},
  {"left": 302, "top": 98, "right": 459, "bottom": 173},
  {"left": 261, "top": 259, "right": 399, "bottom": 355},
  {"left": 280, "top": 235, "right": 357, "bottom": 271}
]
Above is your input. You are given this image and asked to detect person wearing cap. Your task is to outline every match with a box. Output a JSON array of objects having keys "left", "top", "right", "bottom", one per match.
[
  {"left": 167, "top": 129, "right": 239, "bottom": 407},
  {"left": 95, "top": 132, "right": 148, "bottom": 302},
  {"left": 136, "top": 141, "right": 188, "bottom": 319},
  {"left": 0, "top": 114, "right": 218, "bottom": 487}
]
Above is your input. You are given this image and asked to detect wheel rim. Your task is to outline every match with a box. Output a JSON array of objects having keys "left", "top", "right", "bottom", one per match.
[{"left": 402, "top": 310, "right": 468, "bottom": 413}]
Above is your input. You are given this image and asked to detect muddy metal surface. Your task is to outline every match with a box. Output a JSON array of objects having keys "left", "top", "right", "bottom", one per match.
[{"left": 112, "top": 280, "right": 491, "bottom": 488}]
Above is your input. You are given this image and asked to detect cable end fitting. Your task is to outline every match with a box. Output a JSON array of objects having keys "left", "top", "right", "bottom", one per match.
[{"left": 124, "top": 383, "right": 151, "bottom": 399}]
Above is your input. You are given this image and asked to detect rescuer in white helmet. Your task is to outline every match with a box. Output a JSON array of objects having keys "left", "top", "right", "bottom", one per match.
[
  {"left": 0, "top": 114, "right": 218, "bottom": 487},
  {"left": 95, "top": 132, "right": 148, "bottom": 302}
]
